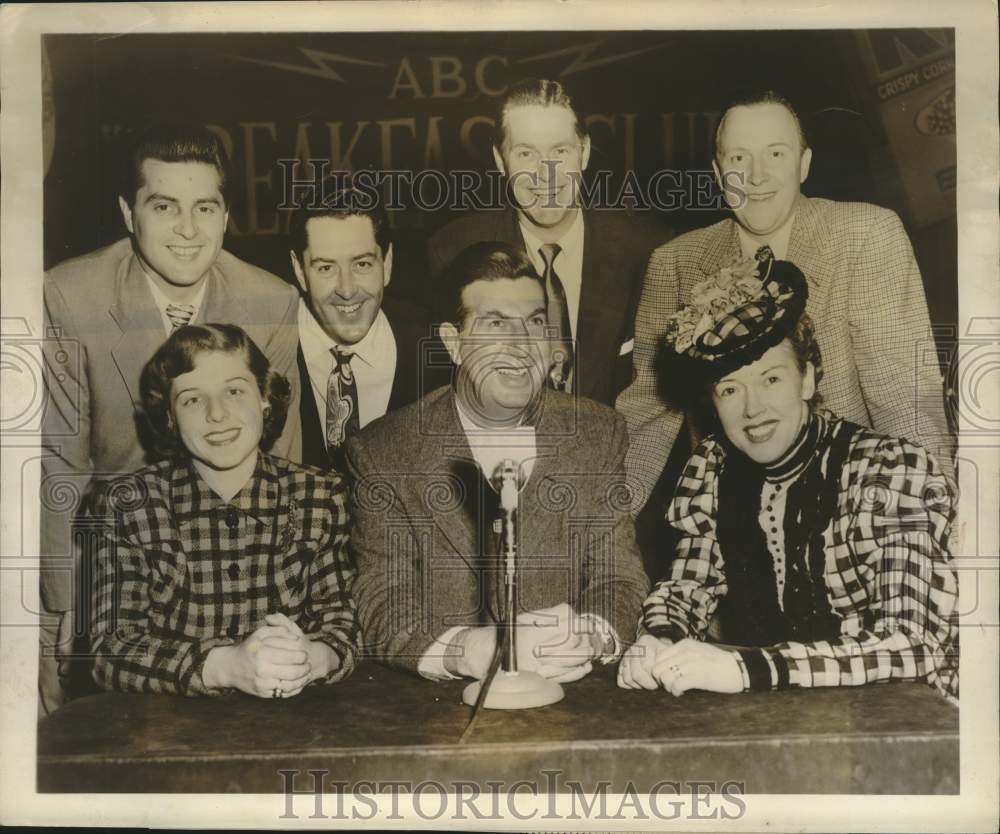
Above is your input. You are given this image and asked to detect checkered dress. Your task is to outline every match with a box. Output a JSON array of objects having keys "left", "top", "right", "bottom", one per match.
[
  {"left": 642, "top": 416, "right": 960, "bottom": 698},
  {"left": 91, "top": 453, "right": 358, "bottom": 696}
]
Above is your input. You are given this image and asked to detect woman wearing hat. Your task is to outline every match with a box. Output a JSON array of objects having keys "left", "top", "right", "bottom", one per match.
[{"left": 618, "top": 248, "right": 959, "bottom": 700}]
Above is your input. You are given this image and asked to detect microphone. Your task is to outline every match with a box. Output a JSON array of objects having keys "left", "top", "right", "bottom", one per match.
[{"left": 459, "top": 459, "right": 564, "bottom": 714}]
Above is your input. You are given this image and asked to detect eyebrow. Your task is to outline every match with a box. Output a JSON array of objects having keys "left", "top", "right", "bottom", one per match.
[
  {"left": 172, "top": 376, "right": 250, "bottom": 399},
  {"left": 310, "top": 251, "right": 378, "bottom": 264},
  {"left": 143, "top": 193, "right": 222, "bottom": 207}
]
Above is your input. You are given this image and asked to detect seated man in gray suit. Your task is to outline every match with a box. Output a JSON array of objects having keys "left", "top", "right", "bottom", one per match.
[
  {"left": 617, "top": 89, "right": 954, "bottom": 514},
  {"left": 40, "top": 123, "right": 300, "bottom": 713},
  {"left": 348, "top": 242, "right": 648, "bottom": 682}
]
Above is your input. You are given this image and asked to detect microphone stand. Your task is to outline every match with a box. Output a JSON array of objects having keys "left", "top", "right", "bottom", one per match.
[{"left": 461, "top": 459, "right": 564, "bottom": 710}]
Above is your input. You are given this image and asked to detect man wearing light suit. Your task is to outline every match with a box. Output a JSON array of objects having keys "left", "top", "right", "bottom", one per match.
[
  {"left": 617, "top": 90, "right": 955, "bottom": 513},
  {"left": 40, "top": 124, "right": 300, "bottom": 713},
  {"left": 348, "top": 242, "right": 648, "bottom": 682},
  {"left": 427, "top": 77, "right": 664, "bottom": 407}
]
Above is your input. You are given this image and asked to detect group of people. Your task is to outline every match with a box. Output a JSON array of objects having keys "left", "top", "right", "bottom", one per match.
[{"left": 38, "top": 78, "right": 959, "bottom": 715}]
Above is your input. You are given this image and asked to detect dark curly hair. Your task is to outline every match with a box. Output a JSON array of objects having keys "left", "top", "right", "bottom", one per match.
[{"left": 139, "top": 324, "right": 290, "bottom": 459}]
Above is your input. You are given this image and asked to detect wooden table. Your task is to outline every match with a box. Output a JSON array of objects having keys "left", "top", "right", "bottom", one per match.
[{"left": 37, "top": 662, "right": 959, "bottom": 794}]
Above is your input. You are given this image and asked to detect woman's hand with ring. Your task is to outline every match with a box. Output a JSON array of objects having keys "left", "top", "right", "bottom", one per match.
[{"left": 651, "top": 638, "right": 744, "bottom": 696}]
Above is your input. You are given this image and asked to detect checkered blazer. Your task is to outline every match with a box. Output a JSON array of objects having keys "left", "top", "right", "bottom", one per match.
[
  {"left": 616, "top": 196, "right": 954, "bottom": 512},
  {"left": 91, "top": 453, "right": 359, "bottom": 696},
  {"left": 642, "top": 416, "right": 959, "bottom": 699}
]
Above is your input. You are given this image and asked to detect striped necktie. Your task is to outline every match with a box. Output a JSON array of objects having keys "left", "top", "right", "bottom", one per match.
[
  {"left": 165, "top": 303, "right": 196, "bottom": 331},
  {"left": 538, "top": 243, "right": 574, "bottom": 391}
]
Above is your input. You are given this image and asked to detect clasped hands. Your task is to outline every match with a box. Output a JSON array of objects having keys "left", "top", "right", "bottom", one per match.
[
  {"left": 617, "top": 634, "right": 743, "bottom": 695},
  {"left": 445, "top": 602, "right": 607, "bottom": 683},
  {"left": 203, "top": 613, "right": 337, "bottom": 699}
]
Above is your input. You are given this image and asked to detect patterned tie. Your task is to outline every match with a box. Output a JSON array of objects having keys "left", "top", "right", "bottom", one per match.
[
  {"left": 325, "top": 348, "right": 360, "bottom": 463},
  {"left": 538, "top": 243, "right": 574, "bottom": 391},
  {"left": 165, "top": 303, "right": 196, "bottom": 330}
]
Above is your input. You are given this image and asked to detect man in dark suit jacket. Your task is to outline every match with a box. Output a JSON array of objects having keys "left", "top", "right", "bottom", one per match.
[
  {"left": 427, "top": 78, "right": 665, "bottom": 407},
  {"left": 41, "top": 124, "right": 300, "bottom": 713},
  {"left": 289, "top": 183, "right": 439, "bottom": 472},
  {"left": 348, "top": 242, "right": 648, "bottom": 682}
]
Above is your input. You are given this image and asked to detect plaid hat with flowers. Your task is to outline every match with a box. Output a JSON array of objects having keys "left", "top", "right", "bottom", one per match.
[{"left": 660, "top": 246, "right": 809, "bottom": 391}]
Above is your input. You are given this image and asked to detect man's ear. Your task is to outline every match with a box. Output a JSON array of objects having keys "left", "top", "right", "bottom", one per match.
[
  {"left": 383, "top": 243, "right": 393, "bottom": 289},
  {"left": 712, "top": 158, "right": 722, "bottom": 191},
  {"left": 118, "top": 196, "right": 135, "bottom": 235},
  {"left": 289, "top": 251, "right": 308, "bottom": 295},
  {"left": 580, "top": 135, "right": 591, "bottom": 171},
  {"left": 439, "top": 322, "right": 462, "bottom": 365},
  {"left": 799, "top": 147, "right": 813, "bottom": 184},
  {"left": 492, "top": 144, "right": 507, "bottom": 177}
]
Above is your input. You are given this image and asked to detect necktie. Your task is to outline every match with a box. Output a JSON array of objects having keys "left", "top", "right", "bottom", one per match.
[
  {"left": 755, "top": 244, "right": 774, "bottom": 263},
  {"left": 326, "top": 348, "right": 360, "bottom": 462},
  {"left": 538, "top": 243, "right": 574, "bottom": 391},
  {"left": 165, "top": 303, "right": 196, "bottom": 330}
]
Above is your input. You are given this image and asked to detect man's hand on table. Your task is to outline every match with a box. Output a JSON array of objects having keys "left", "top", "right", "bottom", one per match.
[{"left": 443, "top": 603, "right": 602, "bottom": 683}]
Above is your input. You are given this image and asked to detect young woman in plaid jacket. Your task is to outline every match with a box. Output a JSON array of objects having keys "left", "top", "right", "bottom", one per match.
[
  {"left": 91, "top": 324, "right": 359, "bottom": 699},
  {"left": 618, "top": 250, "right": 959, "bottom": 700}
]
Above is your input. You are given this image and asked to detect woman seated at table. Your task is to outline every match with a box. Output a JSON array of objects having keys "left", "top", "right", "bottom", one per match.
[
  {"left": 618, "top": 248, "right": 959, "bottom": 700},
  {"left": 91, "top": 323, "right": 358, "bottom": 699}
]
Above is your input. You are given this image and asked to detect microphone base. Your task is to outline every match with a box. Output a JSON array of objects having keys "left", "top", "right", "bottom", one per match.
[{"left": 462, "top": 670, "right": 565, "bottom": 710}]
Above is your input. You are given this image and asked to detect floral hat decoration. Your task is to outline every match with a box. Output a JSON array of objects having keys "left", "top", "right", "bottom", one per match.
[{"left": 660, "top": 246, "right": 809, "bottom": 392}]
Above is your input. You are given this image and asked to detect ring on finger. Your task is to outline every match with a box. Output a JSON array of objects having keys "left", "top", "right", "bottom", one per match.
[{"left": 272, "top": 687, "right": 283, "bottom": 699}]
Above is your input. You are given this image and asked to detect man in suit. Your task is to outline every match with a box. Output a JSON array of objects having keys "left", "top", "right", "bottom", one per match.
[
  {"left": 427, "top": 78, "right": 664, "bottom": 407},
  {"left": 617, "top": 90, "right": 954, "bottom": 513},
  {"left": 289, "top": 183, "right": 434, "bottom": 472},
  {"left": 348, "top": 242, "right": 648, "bottom": 682},
  {"left": 40, "top": 123, "right": 300, "bottom": 713}
]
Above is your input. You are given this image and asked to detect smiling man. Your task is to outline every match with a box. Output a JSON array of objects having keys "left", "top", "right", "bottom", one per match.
[
  {"left": 427, "top": 78, "right": 664, "bottom": 407},
  {"left": 289, "top": 183, "right": 433, "bottom": 472},
  {"left": 347, "top": 241, "right": 648, "bottom": 682},
  {"left": 617, "top": 89, "right": 954, "bottom": 515},
  {"left": 40, "top": 123, "right": 300, "bottom": 714}
]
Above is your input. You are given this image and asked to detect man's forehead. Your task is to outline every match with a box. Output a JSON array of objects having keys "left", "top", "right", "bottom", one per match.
[
  {"left": 719, "top": 102, "right": 799, "bottom": 146},
  {"left": 462, "top": 277, "right": 545, "bottom": 310},
  {"left": 503, "top": 103, "right": 578, "bottom": 143},
  {"left": 305, "top": 214, "right": 378, "bottom": 255},
  {"left": 138, "top": 158, "right": 222, "bottom": 193}
]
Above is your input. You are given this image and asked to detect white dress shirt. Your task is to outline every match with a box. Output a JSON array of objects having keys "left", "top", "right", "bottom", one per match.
[
  {"left": 297, "top": 300, "right": 397, "bottom": 435},
  {"left": 143, "top": 270, "right": 209, "bottom": 337},
  {"left": 519, "top": 209, "right": 585, "bottom": 340},
  {"left": 736, "top": 212, "right": 796, "bottom": 260}
]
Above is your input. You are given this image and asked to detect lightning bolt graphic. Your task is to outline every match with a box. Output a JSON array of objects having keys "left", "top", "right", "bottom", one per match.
[
  {"left": 227, "top": 48, "right": 383, "bottom": 83},
  {"left": 518, "top": 39, "right": 666, "bottom": 76}
]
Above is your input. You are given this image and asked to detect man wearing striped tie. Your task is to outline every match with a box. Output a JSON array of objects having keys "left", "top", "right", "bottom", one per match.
[
  {"left": 427, "top": 78, "right": 665, "bottom": 408},
  {"left": 39, "top": 123, "right": 301, "bottom": 714}
]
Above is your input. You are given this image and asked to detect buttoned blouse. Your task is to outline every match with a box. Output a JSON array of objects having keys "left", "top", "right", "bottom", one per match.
[{"left": 91, "top": 453, "right": 358, "bottom": 696}]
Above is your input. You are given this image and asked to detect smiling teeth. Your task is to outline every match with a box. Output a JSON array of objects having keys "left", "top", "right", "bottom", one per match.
[
  {"left": 497, "top": 367, "right": 527, "bottom": 376},
  {"left": 336, "top": 303, "right": 362, "bottom": 314}
]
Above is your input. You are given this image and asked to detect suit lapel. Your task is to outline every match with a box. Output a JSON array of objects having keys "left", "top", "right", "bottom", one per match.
[
  {"left": 787, "top": 196, "right": 834, "bottom": 305},
  {"left": 575, "top": 211, "right": 623, "bottom": 399},
  {"left": 296, "top": 344, "right": 331, "bottom": 470},
  {"left": 418, "top": 390, "right": 481, "bottom": 565},
  {"left": 698, "top": 219, "right": 742, "bottom": 282},
  {"left": 108, "top": 254, "right": 169, "bottom": 407},
  {"left": 518, "top": 390, "right": 568, "bottom": 555},
  {"left": 200, "top": 262, "right": 251, "bottom": 326}
]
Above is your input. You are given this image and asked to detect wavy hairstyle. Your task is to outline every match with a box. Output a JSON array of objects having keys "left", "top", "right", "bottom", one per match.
[{"left": 139, "top": 323, "right": 290, "bottom": 459}]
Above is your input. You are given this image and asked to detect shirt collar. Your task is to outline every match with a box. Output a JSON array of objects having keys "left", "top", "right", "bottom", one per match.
[
  {"left": 141, "top": 262, "right": 210, "bottom": 322},
  {"left": 171, "top": 452, "right": 280, "bottom": 528},
  {"left": 736, "top": 211, "right": 796, "bottom": 261},
  {"left": 518, "top": 208, "right": 585, "bottom": 263},
  {"left": 297, "top": 298, "right": 390, "bottom": 369}
]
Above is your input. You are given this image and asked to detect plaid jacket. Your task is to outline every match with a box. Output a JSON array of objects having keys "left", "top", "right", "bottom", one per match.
[
  {"left": 616, "top": 196, "right": 955, "bottom": 512},
  {"left": 642, "top": 417, "right": 959, "bottom": 698},
  {"left": 91, "top": 453, "right": 358, "bottom": 696}
]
